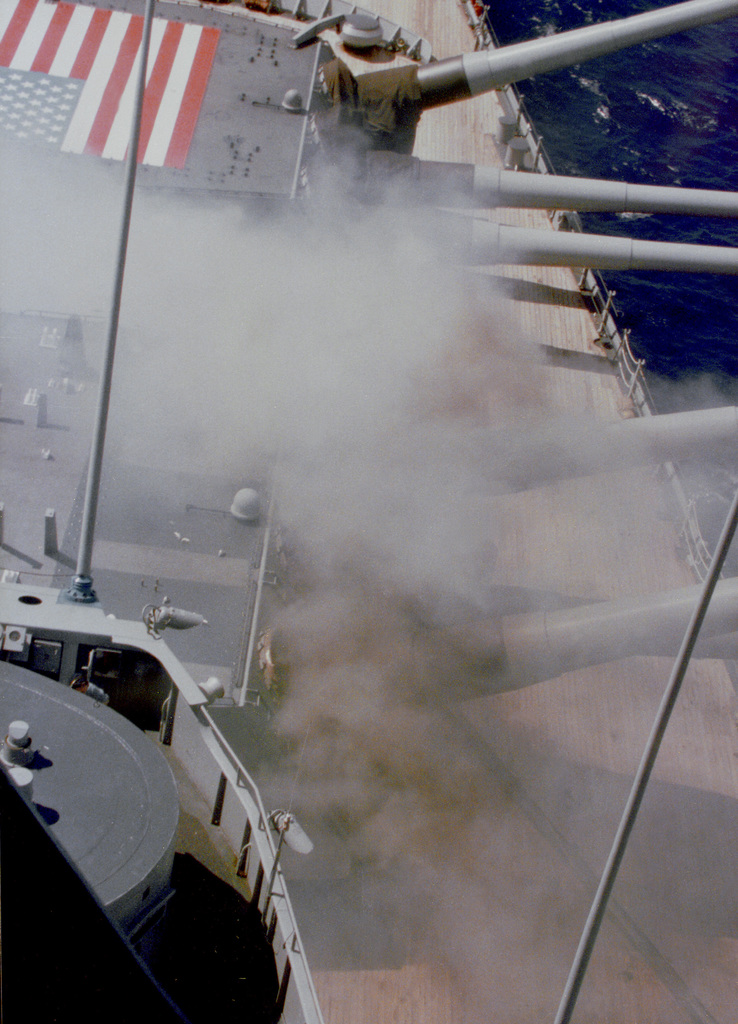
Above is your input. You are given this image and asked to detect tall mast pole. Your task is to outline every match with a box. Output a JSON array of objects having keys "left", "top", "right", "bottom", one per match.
[{"left": 67, "top": 0, "right": 156, "bottom": 602}]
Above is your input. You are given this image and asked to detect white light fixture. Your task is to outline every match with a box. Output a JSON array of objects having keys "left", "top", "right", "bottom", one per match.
[
  {"left": 142, "top": 598, "right": 208, "bottom": 640},
  {"left": 264, "top": 809, "right": 314, "bottom": 915}
]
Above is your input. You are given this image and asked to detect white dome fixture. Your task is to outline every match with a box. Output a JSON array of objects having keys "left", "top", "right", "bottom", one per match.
[
  {"left": 281, "top": 88, "right": 303, "bottom": 113},
  {"left": 340, "top": 13, "right": 382, "bottom": 50},
  {"left": 230, "top": 487, "right": 260, "bottom": 522}
]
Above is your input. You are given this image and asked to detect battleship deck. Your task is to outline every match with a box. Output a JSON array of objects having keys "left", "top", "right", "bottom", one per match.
[{"left": 2, "top": 0, "right": 738, "bottom": 1022}]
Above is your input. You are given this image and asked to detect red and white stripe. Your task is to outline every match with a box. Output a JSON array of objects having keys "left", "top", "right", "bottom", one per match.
[{"left": 0, "top": 0, "right": 219, "bottom": 167}]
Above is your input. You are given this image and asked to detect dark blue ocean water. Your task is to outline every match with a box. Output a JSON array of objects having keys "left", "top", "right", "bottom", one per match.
[{"left": 487, "top": 0, "right": 738, "bottom": 414}]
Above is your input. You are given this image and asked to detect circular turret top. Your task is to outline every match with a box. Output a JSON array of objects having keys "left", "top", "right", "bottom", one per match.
[{"left": 0, "top": 661, "right": 179, "bottom": 929}]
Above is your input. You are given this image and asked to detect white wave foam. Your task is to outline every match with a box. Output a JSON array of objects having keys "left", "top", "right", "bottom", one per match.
[{"left": 636, "top": 91, "right": 667, "bottom": 115}]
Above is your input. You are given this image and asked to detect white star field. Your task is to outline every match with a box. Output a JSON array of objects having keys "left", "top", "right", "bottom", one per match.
[{"left": 0, "top": 69, "right": 80, "bottom": 144}]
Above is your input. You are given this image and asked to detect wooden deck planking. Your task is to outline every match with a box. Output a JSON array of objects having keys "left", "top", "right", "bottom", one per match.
[
  {"left": 315, "top": 965, "right": 460, "bottom": 1024},
  {"left": 312, "top": 3, "right": 738, "bottom": 1022}
]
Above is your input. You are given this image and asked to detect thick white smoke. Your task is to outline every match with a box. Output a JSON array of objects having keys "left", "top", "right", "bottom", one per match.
[{"left": 3, "top": 136, "right": 710, "bottom": 1021}]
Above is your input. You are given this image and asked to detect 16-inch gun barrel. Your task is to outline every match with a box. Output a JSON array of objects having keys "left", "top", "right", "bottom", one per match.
[
  {"left": 415, "top": 0, "right": 738, "bottom": 108},
  {"left": 451, "top": 577, "right": 738, "bottom": 695},
  {"left": 472, "top": 167, "right": 738, "bottom": 217},
  {"left": 450, "top": 217, "right": 738, "bottom": 273},
  {"left": 390, "top": 158, "right": 738, "bottom": 217},
  {"left": 446, "top": 406, "right": 738, "bottom": 492}
]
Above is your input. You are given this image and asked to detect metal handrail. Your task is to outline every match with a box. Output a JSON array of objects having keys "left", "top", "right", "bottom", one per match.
[
  {"left": 168, "top": 691, "right": 324, "bottom": 1024},
  {"left": 200, "top": 701, "right": 323, "bottom": 1022},
  {"left": 682, "top": 499, "right": 714, "bottom": 579}
]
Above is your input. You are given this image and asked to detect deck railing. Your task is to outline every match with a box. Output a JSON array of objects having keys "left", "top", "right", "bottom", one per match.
[{"left": 163, "top": 689, "right": 324, "bottom": 1024}]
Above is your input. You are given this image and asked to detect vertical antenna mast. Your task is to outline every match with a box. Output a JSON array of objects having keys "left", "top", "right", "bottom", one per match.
[{"left": 66, "top": 0, "right": 156, "bottom": 603}]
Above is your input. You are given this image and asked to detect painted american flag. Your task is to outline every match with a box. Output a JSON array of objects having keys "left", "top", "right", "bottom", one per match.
[{"left": 0, "top": 0, "right": 219, "bottom": 167}]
